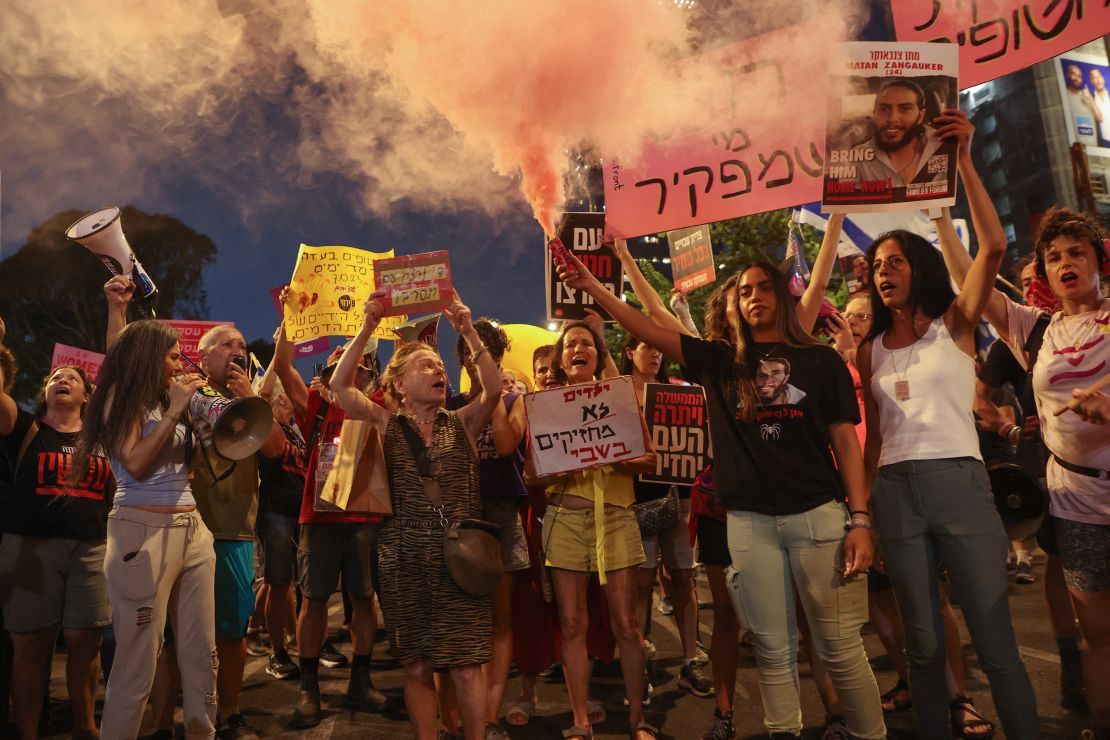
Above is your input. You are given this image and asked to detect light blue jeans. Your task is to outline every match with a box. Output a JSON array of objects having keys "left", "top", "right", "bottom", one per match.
[
  {"left": 727, "top": 499, "right": 886, "bottom": 738},
  {"left": 873, "top": 457, "right": 1039, "bottom": 739}
]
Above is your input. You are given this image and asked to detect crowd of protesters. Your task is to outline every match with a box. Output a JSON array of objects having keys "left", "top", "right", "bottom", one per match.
[{"left": 0, "top": 107, "right": 1108, "bottom": 740}]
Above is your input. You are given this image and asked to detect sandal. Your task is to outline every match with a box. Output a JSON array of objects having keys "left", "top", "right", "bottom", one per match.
[
  {"left": 880, "top": 679, "right": 913, "bottom": 713},
  {"left": 562, "top": 726, "right": 593, "bottom": 739},
  {"left": 630, "top": 721, "right": 659, "bottom": 739},
  {"left": 586, "top": 699, "right": 607, "bottom": 726},
  {"left": 504, "top": 700, "right": 533, "bottom": 726},
  {"left": 950, "top": 695, "right": 996, "bottom": 739}
]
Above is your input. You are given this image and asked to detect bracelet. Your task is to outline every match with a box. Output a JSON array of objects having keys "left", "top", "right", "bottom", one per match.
[
  {"left": 164, "top": 413, "right": 181, "bottom": 424},
  {"left": 1005, "top": 425, "right": 1021, "bottom": 443},
  {"left": 849, "top": 509, "right": 870, "bottom": 517},
  {"left": 845, "top": 519, "right": 873, "bottom": 530},
  {"left": 470, "top": 344, "right": 490, "bottom": 363},
  {"left": 998, "top": 422, "right": 1016, "bottom": 440}
]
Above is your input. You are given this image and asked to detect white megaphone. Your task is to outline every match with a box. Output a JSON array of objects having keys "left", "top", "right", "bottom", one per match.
[
  {"left": 188, "top": 386, "right": 274, "bottom": 460},
  {"left": 66, "top": 206, "right": 160, "bottom": 318}
]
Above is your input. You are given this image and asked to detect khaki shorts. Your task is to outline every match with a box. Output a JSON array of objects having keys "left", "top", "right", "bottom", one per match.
[
  {"left": 641, "top": 497, "right": 696, "bottom": 570},
  {"left": 542, "top": 505, "right": 645, "bottom": 573},
  {"left": 483, "top": 497, "right": 531, "bottom": 572},
  {"left": 0, "top": 534, "right": 111, "bottom": 633}
]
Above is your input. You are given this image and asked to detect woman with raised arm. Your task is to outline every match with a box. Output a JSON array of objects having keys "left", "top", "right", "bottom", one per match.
[
  {"left": 0, "top": 361, "right": 110, "bottom": 740},
  {"left": 72, "top": 318, "right": 216, "bottom": 740},
  {"left": 558, "top": 252, "right": 884, "bottom": 739},
  {"left": 329, "top": 291, "right": 500, "bottom": 740},
  {"left": 937, "top": 196, "right": 1109, "bottom": 738},
  {"left": 856, "top": 109, "right": 1039, "bottom": 738}
]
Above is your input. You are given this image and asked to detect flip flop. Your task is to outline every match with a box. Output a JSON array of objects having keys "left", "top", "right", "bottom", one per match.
[
  {"left": 562, "top": 726, "right": 593, "bottom": 739},
  {"left": 950, "top": 695, "right": 996, "bottom": 739},
  {"left": 504, "top": 700, "right": 533, "bottom": 726},
  {"left": 630, "top": 721, "right": 659, "bottom": 739}
]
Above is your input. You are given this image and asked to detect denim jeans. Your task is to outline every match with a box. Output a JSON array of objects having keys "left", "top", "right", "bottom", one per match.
[
  {"left": 873, "top": 458, "right": 1039, "bottom": 739},
  {"left": 727, "top": 499, "right": 886, "bottom": 738}
]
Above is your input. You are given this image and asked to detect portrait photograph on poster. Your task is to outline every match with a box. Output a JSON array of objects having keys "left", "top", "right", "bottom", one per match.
[
  {"left": 822, "top": 41, "right": 960, "bottom": 213},
  {"left": 1054, "top": 49, "right": 1110, "bottom": 155}
]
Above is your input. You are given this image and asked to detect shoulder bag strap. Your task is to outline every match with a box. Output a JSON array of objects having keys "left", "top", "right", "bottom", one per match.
[
  {"left": 14, "top": 420, "right": 40, "bottom": 476},
  {"left": 397, "top": 416, "right": 445, "bottom": 511}
]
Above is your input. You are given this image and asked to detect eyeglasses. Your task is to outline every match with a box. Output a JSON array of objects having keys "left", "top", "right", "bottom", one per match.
[{"left": 843, "top": 312, "right": 873, "bottom": 321}]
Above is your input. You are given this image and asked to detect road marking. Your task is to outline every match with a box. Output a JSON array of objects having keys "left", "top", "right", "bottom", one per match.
[{"left": 1018, "top": 645, "right": 1060, "bottom": 665}]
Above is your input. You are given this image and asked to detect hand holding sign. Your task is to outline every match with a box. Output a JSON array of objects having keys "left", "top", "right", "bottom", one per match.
[
  {"left": 363, "top": 290, "right": 387, "bottom": 329},
  {"left": 442, "top": 293, "right": 473, "bottom": 337},
  {"left": 932, "top": 108, "right": 975, "bottom": 162}
]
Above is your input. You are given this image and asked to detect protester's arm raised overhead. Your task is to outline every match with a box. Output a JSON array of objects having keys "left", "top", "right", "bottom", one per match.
[
  {"left": 330, "top": 294, "right": 390, "bottom": 428},
  {"left": 796, "top": 213, "right": 845, "bottom": 334}
]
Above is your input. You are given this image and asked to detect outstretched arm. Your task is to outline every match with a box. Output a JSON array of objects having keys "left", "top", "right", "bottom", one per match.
[
  {"left": 934, "top": 207, "right": 1013, "bottom": 343},
  {"left": 560, "top": 253, "right": 686, "bottom": 366},
  {"left": 103, "top": 276, "right": 135, "bottom": 349},
  {"left": 449, "top": 294, "right": 502, "bottom": 444},
  {"left": 796, "top": 213, "right": 844, "bottom": 333},
  {"left": 933, "top": 109, "right": 1006, "bottom": 342},
  {"left": 610, "top": 237, "right": 696, "bottom": 336},
  {"left": 331, "top": 294, "right": 390, "bottom": 427}
]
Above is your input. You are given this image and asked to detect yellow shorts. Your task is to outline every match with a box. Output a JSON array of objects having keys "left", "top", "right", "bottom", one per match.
[{"left": 542, "top": 505, "right": 645, "bottom": 573}]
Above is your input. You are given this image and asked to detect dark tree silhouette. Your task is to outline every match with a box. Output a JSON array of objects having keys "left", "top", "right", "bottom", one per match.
[{"left": 0, "top": 207, "right": 217, "bottom": 405}]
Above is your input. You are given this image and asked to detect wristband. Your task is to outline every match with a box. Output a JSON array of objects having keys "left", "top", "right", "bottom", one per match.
[
  {"left": 470, "top": 344, "right": 489, "bottom": 363},
  {"left": 998, "top": 422, "right": 1016, "bottom": 440},
  {"left": 1005, "top": 425, "right": 1021, "bottom": 443},
  {"left": 849, "top": 509, "right": 870, "bottom": 518},
  {"left": 845, "top": 519, "right": 872, "bottom": 530}
]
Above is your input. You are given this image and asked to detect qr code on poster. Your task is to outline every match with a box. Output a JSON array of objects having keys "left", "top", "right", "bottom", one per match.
[{"left": 927, "top": 155, "right": 948, "bottom": 175}]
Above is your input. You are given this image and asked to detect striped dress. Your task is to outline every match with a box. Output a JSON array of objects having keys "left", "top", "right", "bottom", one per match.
[{"left": 378, "top": 410, "right": 492, "bottom": 668}]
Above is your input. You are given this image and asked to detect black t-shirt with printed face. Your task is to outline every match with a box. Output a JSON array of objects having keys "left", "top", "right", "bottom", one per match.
[
  {"left": 680, "top": 335, "right": 858, "bottom": 515},
  {"left": 1, "top": 410, "right": 113, "bottom": 540}
]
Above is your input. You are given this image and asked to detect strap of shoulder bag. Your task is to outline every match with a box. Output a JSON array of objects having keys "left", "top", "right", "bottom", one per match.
[{"left": 397, "top": 416, "right": 445, "bottom": 511}]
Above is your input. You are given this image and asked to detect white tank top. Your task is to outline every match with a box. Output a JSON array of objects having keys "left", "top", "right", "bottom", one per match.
[{"left": 870, "top": 317, "right": 981, "bottom": 467}]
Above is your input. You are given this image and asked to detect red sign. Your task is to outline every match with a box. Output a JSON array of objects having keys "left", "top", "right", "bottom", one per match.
[
  {"left": 162, "top": 320, "right": 234, "bottom": 359},
  {"left": 51, "top": 343, "right": 105, "bottom": 383},
  {"left": 892, "top": 0, "right": 1110, "bottom": 89},
  {"left": 667, "top": 225, "right": 716, "bottom": 293},
  {"left": 372, "top": 251, "right": 454, "bottom": 317}
]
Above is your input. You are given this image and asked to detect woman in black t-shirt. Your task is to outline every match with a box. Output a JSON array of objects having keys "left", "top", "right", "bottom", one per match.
[
  {"left": 0, "top": 364, "right": 113, "bottom": 740},
  {"left": 558, "top": 258, "right": 886, "bottom": 739}
]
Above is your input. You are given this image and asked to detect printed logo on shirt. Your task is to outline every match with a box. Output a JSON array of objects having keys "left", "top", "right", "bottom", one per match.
[
  {"left": 34, "top": 451, "right": 112, "bottom": 500},
  {"left": 748, "top": 358, "right": 808, "bottom": 439}
]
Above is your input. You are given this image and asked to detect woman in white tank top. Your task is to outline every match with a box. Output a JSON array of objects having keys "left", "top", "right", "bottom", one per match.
[{"left": 857, "top": 110, "right": 1039, "bottom": 739}]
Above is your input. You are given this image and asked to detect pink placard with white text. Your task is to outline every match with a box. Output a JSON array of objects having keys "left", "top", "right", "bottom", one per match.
[
  {"left": 891, "top": 0, "right": 1110, "bottom": 89},
  {"left": 162, "top": 319, "right": 234, "bottom": 359},
  {"left": 51, "top": 344, "right": 105, "bottom": 383}
]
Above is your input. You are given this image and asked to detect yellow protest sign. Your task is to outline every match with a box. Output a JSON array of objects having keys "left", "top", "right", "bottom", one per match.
[{"left": 283, "top": 244, "right": 406, "bottom": 342}]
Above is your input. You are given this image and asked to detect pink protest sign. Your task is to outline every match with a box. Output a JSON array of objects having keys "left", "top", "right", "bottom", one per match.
[
  {"left": 603, "top": 20, "right": 838, "bottom": 238},
  {"left": 162, "top": 320, "right": 234, "bottom": 359},
  {"left": 51, "top": 344, "right": 105, "bottom": 383},
  {"left": 294, "top": 337, "right": 331, "bottom": 357},
  {"left": 892, "top": 0, "right": 1110, "bottom": 89}
]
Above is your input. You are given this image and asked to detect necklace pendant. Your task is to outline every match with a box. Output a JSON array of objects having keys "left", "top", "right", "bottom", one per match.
[{"left": 895, "top": 379, "right": 910, "bottom": 401}]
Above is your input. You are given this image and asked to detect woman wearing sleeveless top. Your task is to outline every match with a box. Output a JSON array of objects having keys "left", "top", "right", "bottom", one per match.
[
  {"left": 939, "top": 205, "right": 1110, "bottom": 739},
  {"left": 856, "top": 110, "right": 1039, "bottom": 739},
  {"left": 73, "top": 318, "right": 216, "bottom": 740},
  {"left": 329, "top": 291, "right": 501, "bottom": 740}
]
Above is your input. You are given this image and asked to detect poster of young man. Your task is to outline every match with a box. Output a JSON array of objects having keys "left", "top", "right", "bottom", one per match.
[{"left": 822, "top": 41, "right": 959, "bottom": 213}]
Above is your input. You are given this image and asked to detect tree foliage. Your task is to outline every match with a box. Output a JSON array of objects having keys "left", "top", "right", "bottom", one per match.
[{"left": 0, "top": 207, "right": 216, "bottom": 405}]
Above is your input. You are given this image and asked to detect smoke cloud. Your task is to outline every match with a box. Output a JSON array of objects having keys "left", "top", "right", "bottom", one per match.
[{"left": 0, "top": 0, "right": 865, "bottom": 246}]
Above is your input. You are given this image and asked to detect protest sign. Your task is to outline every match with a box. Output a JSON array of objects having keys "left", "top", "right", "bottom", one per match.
[
  {"left": 667, "top": 225, "right": 715, "bottom": 293},
  {"left": 641, "top": 383, "right": 709, "bottom": 486},
  {"left": 283, "top": 244, "right": 405, "bottom": 342},
  {"left": 524, "top": 376, "right": 645, "bottom": 477},
  {"left": 162, "top": 320, "right": 232, "bottom": 359},
  {"left": 892, "top": 0, "right": 1110, "bottom": 89},
  {"left": 602, "top": 19, "right": 844, "bottom": 238},
  {"left": 51, "top": 344, "right": 104, "bottom": 383},
  {"left": 1054, "top": 49, "right": 1110, "bottom": 157},
  {"left": 372, "top": 250, "right": 453, "bottom": 317},
  {"left": 822, "top": 42, "right": 959, "bottom": 214},
  {"left": 545, "top": 212, "right": 623, "bottom": 322},
  {"left": 269, "top": 284, "right": 287, "bottom": 319}
]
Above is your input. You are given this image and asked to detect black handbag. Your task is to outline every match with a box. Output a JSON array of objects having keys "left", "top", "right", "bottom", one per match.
[
  {"left": 633, "top": 486, "right": 681, "bottom": 537},
  {"left": 398, "top": 418, "right": 503, "bottom": 597}
]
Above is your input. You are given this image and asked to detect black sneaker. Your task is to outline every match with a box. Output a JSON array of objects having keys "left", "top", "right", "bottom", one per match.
[
  {"left": 320, "top": 639, "right": 349, "bottom": 668},
  {"left": 701, "top": 708, "right": 735, "bottom": 740},
  {"left": 266, "top": 649, "right": 300, "bottom": 680},
  {"left": 1015, "top": 561, "right": 1037, "bottom": 585},
  {"left": 679, "top": 661, "right": 715, "bottom": 698},
  {"left": 290, "top": 674, "right": 323, "bottom": 729},
  {"left": 345, "top": 665, "right": 394, "bottom": 713},
  {"left": 245, "top": 629, "right": 270, "bottom": 657},
  {"left": 217, "top": 713, "right": 259, "bottom": 740}
]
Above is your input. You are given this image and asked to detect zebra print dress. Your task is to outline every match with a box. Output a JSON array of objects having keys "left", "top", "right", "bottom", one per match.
[{"left": 378, "top": 410, "right": 492, "bottom": 668}]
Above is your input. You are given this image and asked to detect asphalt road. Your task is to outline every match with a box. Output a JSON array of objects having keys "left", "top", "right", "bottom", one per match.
[{"left": 36, "top": 555, "right": 1094, "bottom": 739}]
